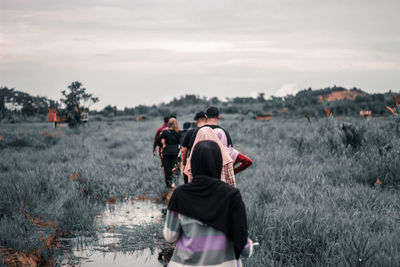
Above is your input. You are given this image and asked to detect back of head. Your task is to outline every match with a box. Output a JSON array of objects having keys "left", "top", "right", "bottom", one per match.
[
  {"left": 191, "top": 140, "right": 222, "bottom": 178},
  {"left": 206, "top": 106, "right": 220, "bottom": 119},
  {"left": 194, "top": 111, "right": 206, "bottom": 121},
  {"left": 168, "top": 117, "right": 179, "bottom": 132},
  {"left": 163, "top": 116, "right": 170, "bottom": 123}
]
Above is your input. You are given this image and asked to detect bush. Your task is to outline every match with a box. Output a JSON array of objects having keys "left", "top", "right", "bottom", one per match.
[{"left": 339, "top": 122, "right": 364, "bottom": 149}]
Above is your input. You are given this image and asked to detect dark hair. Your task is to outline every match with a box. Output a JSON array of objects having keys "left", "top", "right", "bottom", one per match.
[
  {"left": 183, "top": 122, "right": 191, "bottom": 130},
  {"left": 206, "top": 106, "right": 219, "bottom": 118},
  {"left": 194, "top": 111, "right": 206, "bottom": 121},
  {"left": 164, "top": 115, "right": 176, "bottom": 123}
]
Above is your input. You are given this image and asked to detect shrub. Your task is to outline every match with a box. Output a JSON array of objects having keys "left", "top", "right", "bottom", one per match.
[{"left": 339, "top": 122, "right": 364, "bottom": 149}]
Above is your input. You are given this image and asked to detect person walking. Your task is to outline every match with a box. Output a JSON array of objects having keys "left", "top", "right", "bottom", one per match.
[
  {"left": 189, "top": 107, "right": 253, "bottom": 174},
  {"left": 187, "top": 106, "right": 233, "bottom": 150},
  {"left": 160, "top": 118, "right": 182, "bottom": 189},
  {"left": 164, "top": 140, "right": 254, "bottom": 267},
  {"left": 153, "top": 116, "right": 169, "bottom": 156},
  {"left": 184, "top": 127, "right": 236, "bottom": 187},
  {"left": 180, "top": 111, "right": 207, "bottom": 184}
]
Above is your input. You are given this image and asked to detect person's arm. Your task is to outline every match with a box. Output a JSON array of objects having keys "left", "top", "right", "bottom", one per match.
[
  {"left": 153, "top": 130, "right": 160, "bottom": 154},
  {"left": 163, "top": 210, "right": 182, "bottom": 243},
  {"left": 181, "top": 146, "right": 188, "bottom": 166},
  {"left": 160, "top": 138, "right": 166, "bottom": 157},
  {"left": 161, "top": 138, "right": 166, "bottom": 149}
]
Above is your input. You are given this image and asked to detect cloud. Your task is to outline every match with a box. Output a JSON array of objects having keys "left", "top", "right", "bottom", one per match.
[
  {"left": 250, "top": 91, "right": 260, "bottom": 98},
  {"left": 274, "top": 83, "right": 299, "bottom": 97},
  {"left": 1, "top": 0, "right": 400, "bottom": 108},
  {"left": 162, "top": 96, "right": 173, "bottom": 104}
]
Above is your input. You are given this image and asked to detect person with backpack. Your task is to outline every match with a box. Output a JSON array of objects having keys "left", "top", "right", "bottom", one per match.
[
  {"left": 184, "top": 127, "right": 236, "bottom": 187},
  {"left": 187, "top": 107, "right": 233, "bottom": 150},
  {"left": 160, "top": 117, "right": 182, "bottom": 189},
  {"left": 189, "top": 107, "right": 253, "bottom": 175},
  {"left": 164, "top": 140, "right": 254, "bottom": 267}
]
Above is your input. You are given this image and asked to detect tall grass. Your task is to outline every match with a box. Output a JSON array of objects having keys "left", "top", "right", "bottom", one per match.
[
  {"left": 1, "top": 117, "right": 399, "bottom": 266},
  {"left": 226, "top": 117, "right": 400, "bottom": 266},
  {"left": 0, "top": 121, "right": 166, "bottom": 264}
]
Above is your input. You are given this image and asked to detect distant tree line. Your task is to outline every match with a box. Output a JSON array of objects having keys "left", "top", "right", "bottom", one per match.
[
  {"left": 98, "top": 86, "right": 396, "bottom": 118},
  {"left": 0, "top": 87, "right": 58, "bottom": 120},
  {"left": 1, "top": 82, "right": 97, "bottom": 125},
  {"left": 1, "top": 85, "right": 398, "bottom": 122}
]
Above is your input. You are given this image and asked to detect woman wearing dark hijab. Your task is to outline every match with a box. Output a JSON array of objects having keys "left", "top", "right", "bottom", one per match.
[{"left": 163, "top": 140, "right": 254, "bottom": 267}]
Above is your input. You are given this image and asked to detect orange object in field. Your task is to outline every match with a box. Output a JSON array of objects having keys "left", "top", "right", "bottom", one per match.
[
  {"left": 255, "top": 112, "right": 272, "bottom": 121},
  {"left": 393, "top": 93, "right": 399, "bottom": 107},
  {"left": 360, "top": 110, "right": 372, "bottom": 118},
  {"left": 386, "top": 106, "right": 395, "bottom": 115},
  {"left": 324, "top": 108, "right": 332, "bottom": 117},
  {"left": 325, "top": 108, "right": 332, "bottom": 118},
  {"left": 48, "top": 109, "right": 57, "bottom": 122},
  {"left": 48, "top": 108, "right": 67, "bottom": 123}
]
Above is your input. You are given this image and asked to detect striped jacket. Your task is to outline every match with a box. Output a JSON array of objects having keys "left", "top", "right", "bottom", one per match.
[{"left": 163, "top": 209, "right": 253, "bottom": 267}]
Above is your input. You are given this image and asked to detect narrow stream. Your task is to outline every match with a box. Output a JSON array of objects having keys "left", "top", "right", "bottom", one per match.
[{"left": 61, "top": 200, "right": 167, "bottom": 267}]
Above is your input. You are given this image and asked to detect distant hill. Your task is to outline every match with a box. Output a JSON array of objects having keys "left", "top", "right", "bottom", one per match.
[
  {"left": 317, "top": 89, "right": 366, "bottom": 102},
  {"left": 278, "top": 86, "right": 396, "bottom": 117}
]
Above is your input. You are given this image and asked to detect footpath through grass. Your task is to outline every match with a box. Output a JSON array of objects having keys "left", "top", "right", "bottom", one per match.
[{"left": 1, "top": 117, "right": 400, "bottom": 266}]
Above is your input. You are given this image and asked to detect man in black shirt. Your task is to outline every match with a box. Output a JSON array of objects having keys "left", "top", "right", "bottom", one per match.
[
  {"left": 187, "top": 106, "right": 233, "bottom": 150},
  {"left": 181, "top": 111, "right": 207, "bottom": 183}
]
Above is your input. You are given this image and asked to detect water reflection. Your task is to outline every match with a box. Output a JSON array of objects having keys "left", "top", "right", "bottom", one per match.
[{"left": 61, "top": 200, "right": 167, "bottom": 267}]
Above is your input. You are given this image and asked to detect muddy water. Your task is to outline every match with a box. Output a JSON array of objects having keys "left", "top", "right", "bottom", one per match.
[{"left": 62, "top": 200, "right": 166, "bottom": 267}]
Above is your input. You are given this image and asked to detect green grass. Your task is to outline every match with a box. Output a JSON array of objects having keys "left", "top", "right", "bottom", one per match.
[{"left": 1, "top": 117, "right": 399, "bottom": 266}]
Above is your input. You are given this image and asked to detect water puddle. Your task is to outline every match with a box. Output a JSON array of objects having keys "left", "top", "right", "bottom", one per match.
[
  {"left": 65, "top": 248, "right": 163, "bottom": 267},
  {"left": 61, "top": 200, "right": 167, "bottom": 267},
  {"left": 102, "top": 200, "right": 163, "bottom": 227}
]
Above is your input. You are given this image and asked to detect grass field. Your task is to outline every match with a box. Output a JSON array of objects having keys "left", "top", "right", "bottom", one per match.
[{"left": 1, "top": 116, "right": 399, "bottom": 266}]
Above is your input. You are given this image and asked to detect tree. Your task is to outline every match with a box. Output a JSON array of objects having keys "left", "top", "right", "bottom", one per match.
[
  {"left": 102, "top": 105, "right": 117, "bottom": 116},
  {"left": 257, "top": 93, "right": 266, "bottom": 103},
  {"left": 60, "top": 81, "right": 99, "bottom": 126},
  {"left": 209, "top": 97, "right": 220, "bottom": 105}
]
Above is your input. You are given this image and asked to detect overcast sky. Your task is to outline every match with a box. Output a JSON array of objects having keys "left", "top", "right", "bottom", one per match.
[{"left": 1, "top": 0, "right": 399, "bottom": 109}]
